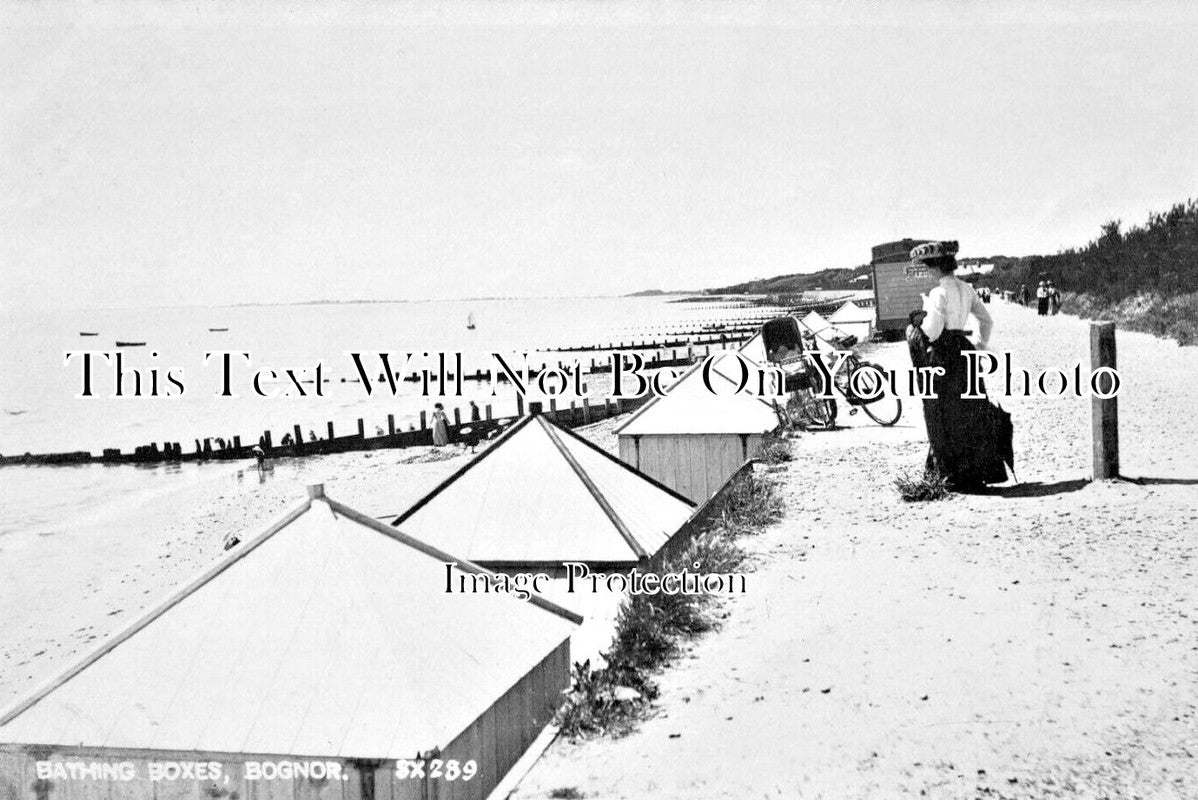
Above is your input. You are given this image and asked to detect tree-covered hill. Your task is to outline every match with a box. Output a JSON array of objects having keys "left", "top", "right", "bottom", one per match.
[{"left": 990, "top": 199, "right": 1198, "bottom": 344}]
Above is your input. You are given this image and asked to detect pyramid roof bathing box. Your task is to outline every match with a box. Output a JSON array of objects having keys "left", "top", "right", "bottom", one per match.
[
  {"left": 391, "top": 415, "right": 698, "bottom": 568},
  {"left": 0, "top": 486, "right": 579, "bottom": 763},
  {"left": 615, "top": 352, "right": 781, "bottom": 437},
  {"left": 829, "top": 299, "right": 875, "bottom": 323}
]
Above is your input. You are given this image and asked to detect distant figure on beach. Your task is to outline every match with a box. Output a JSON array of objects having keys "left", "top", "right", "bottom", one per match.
[
  {"left": 280, "top": 432, "right": 293, "bottom": 446},
  {"left": 1018, "top": 284, "right": 1030, "bottom": 306},
  {"left": 1036, "top": 281, "right": 1050, "bottom": 315},
  {"left": 906, "top": 241, "right": 1012, "bottom": 491},
  {"left": 251, "top": 445, "right": 265, "bottom": 468},
  {"left": 469, "top": 400, "right": 481, "bottom": 422},
  {"left": 308, "top": 429, "right": 317, "bottom": 442},
  {"left": 1048, "top": 281, "right": 1061, "bottom": 315},
  {"left": 431, "top": 403, "right": 450, "bottom": 446},
  {"left": 376, "top": 425, "right": 385, "bottom": 436}
]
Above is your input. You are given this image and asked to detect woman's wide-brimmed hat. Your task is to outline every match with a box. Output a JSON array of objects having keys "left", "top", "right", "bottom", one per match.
[{"left": 910, "top": 240, "right": 959, "bottom": 262}]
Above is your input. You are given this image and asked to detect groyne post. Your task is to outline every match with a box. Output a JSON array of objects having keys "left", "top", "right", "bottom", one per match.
[
  {"left": 454, "top": 408, "right": 461, "bottom": 426},
  {"left": 387, "top": 414, "right": 395, "bottom": 435},
  {"left": 293, "top": 424, "right": 302, "bottom": 446},
  {"left": 1091, "top": 321, "right": 1119, "bottom": 480},
  {"left": 327, "top": 421, "right": 335, "bottom": 440},
  {"left": 419, "top": 411, "right": 427, "bottom": 430},
  {"left": 357, "top": 418, "right": 365, "bottom": 438},
  {"left": 485, "top": 404, "right": 492, "bottom": 420}
]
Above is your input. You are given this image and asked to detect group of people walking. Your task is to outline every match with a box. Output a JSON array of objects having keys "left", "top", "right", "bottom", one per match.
[{"left": 1017, "top": 280, "right": 1062, "bottom": 315}]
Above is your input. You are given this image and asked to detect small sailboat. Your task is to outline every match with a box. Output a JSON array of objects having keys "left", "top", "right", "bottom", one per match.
[
  {"left": 466, "top": 312, "right": 477, "bottom": 330},
  {"left": 79, "top": 331, "right": 99, "bottom": 337},
  {"left": 114, "top": 340, "right": 147, "bottom": 347}
]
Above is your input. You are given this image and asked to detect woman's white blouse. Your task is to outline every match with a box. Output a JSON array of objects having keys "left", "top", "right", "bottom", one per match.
[{"left": 919, "top": 275, "right": 994, "bottom": 347}]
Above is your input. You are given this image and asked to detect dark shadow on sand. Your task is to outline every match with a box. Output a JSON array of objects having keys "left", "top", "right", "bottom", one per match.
[
  {"left": 984, "top": 478, "right": 1091, "bottom": 498},
  {"left": 1124, "top": 476, "right": 1198, "bottom": 486}
]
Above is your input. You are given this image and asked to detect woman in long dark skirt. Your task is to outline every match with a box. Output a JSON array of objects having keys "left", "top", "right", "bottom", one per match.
[{"left": 906, "top": 241, "right": 1012, "bottom": 491}]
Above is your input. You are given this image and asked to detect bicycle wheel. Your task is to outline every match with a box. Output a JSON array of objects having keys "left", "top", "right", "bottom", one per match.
[
  {"left": 852, "top": 361, "right": 902, "bottom": 426},
  {"left": 791, "top": 387, "right": 836, "bottom": 429},
  {"left": 772, "top": 398, "right": 792, "bottom": 430}
]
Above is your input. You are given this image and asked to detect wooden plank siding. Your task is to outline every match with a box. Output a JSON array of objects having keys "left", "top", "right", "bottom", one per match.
[
  {"left": 421, "top": 639, "right": 570, "bottom": 800},
  {"left": 872, "top": 259, "right": 940, "bottom": 332},
  {"left": 0, "top": 636, "right": 568, "bottom": 800},
  {"left": 620, "top": 434, "right": 764, "bottom": 503}
]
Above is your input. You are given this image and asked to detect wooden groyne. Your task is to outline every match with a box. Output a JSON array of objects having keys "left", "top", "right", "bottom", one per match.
[
  {"left": 0, "top": 387, "right": 654, "bottom": 469},
  {"left": 543, "top": 330, "right": 757, "bottom": 354}
]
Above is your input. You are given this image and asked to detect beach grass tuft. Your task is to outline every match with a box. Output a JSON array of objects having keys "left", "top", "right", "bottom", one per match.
[
  {"left": 555, "top": 469, "right": 781, "bottom": 739},
  {"left": 706, "top": 468, "right": 786, "bottom": 536},
  {"left": 759, "top": 433, "right": 795, "bottom": 465},
  {"left": 549, "top": 789, "right": 585, "bottom": 800},
  {"left": 894, "top": 468, "right": 952, "bottom": 502}
]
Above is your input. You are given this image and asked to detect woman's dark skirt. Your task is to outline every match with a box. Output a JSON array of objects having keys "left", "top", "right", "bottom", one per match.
[
  {"left": 908, "top": 328, "right": 1012, "bottom": 490},
  {"left": 1037, "top": 296, "right": 1049, "bottom": 315}
]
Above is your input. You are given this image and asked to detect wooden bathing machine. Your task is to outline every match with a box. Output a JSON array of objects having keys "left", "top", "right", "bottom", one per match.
[
  {"left": 390, "top": 414, "right": 699, "bottom": 573},
  {"left": 871, "top": 238, "right": 938, "bottom": 335},
  {"left": 615, "top": 353, "right": 781, "bottom": 504},
  {"left": 0, "top": 486, "right": 580, "bottom": 800}
]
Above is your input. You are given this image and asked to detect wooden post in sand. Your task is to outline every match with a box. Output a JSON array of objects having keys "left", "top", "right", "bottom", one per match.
[
  {"left": 387, "top": 414, "right": 395, "bottom": 435},
  {"left": 1091, "top": 321, "right": 1119, "bottom": 480}
]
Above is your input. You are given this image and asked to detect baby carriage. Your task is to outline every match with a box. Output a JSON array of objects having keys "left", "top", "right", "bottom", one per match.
[{"left": 761, "top": 315, "right": 901, "bottom": 429}]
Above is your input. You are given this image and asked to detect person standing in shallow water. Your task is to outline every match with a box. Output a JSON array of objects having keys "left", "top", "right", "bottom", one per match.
[
  {"left": 431, "top": 403, "right": 450, "bottom": 447},
  {"left": 906, "top": 241, "right": 1012, "bottom": 491}
]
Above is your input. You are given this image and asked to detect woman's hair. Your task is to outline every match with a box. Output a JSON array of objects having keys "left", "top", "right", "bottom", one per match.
[{"left": 924, "top": 254, "right": 956, "bottom": 273}]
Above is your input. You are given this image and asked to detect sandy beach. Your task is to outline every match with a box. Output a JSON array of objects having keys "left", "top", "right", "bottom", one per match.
[
  {"left": 0, "top": 420, "right": 630, "bottom": 709},
  {"left": 2, "top": 299, "right": 1195, "bottom": 798},
  {"left": 513, "top": 300, "right": 1198, "bottom": 799},
  {"left": 0, "top": 444, "right": 475, "bottom": 706}
]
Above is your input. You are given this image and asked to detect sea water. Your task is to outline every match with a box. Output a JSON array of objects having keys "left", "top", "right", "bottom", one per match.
[{"left": 0, "top": 295, "right": 777, "bottom": 534}]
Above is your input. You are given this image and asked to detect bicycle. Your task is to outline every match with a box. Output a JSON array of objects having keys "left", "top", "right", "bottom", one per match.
[
  {"left": 761, "top": 314, "right": 902, "bottom": 431},
  {"left": 771, "top": 349, "right": 902, "bottom": 430}
]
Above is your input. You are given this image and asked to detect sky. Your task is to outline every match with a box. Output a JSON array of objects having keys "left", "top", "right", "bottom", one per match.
[{"left": 2, "top": 1, "right": 1197, "bottom": 309}]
